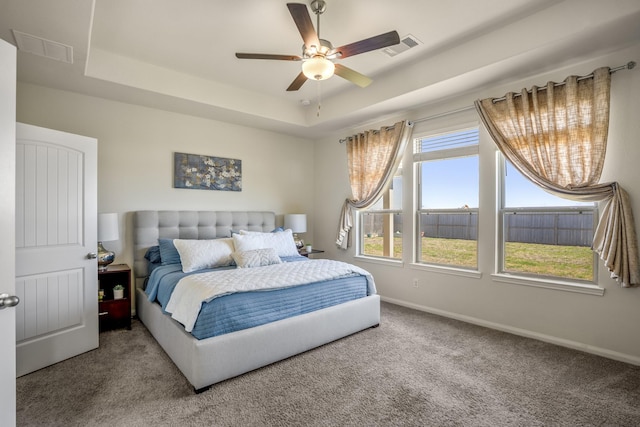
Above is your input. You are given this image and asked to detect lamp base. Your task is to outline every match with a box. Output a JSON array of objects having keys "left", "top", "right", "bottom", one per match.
[
  {"left": 97, "top": 241, "right": 115, "bottom": 271},
  {"left": 293, "top": 233, "right": 305, "bottom": 250}
]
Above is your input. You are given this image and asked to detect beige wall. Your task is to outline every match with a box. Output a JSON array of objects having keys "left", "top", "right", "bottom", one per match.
[
  {"left": 16, "top": 83, "right": 315, "bottom": 274},
  {"left": 313, "top": 43, "right": 640, "bottom": 364}
]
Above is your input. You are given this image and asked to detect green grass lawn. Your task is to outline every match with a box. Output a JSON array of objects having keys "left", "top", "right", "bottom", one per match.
[
  {"left": 503, "top": 241, "right": 593, "bottom": 280},
  {"left": 363, "top": 236, "right": 593, "bottom": 280}
]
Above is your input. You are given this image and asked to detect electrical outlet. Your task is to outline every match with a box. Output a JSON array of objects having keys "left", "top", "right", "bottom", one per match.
[{"left": 412, "top": 278, "right": 419, "bottom": 288}]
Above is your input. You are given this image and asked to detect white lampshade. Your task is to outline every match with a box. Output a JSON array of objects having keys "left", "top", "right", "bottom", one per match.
[
  {"left": 302, "top": 56, "right": 335, "bottom": 81},
  {"left": 284, "top": 214, "right": 307, "bottom": 233},
  {"left": 98, "top": 213, "right": 119, "bottom": 242}
]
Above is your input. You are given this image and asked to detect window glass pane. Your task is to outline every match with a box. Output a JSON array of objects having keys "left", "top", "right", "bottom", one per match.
[
  {"left": 392, "top": 174, "right": 402, "bottom": 209},
  {"left": 502, "top": 211, "right": 594, "bottom": 280},
  {"left": 361, "top": 212, "right": 402, "bottom": 259},
  {"left": 505, "top": 161, "right": 593, "bottom": 208},
  {"left": 419, "top": 211, "right": 478, "bottom": 268},
  {"left": 415, "top": 128, "right": 479, "bottom": 153},
  {"left": 369, "top": 173, "right": 402, "bottom": 211},
  {"left": 502, "top": 159, "right": 595, "bottom": 281},
  {"left": 416, "top": 126, "right": 479, "bottom": 270},
  {"left": 421, "top": 156, "right": 479, "bottom": 209}
]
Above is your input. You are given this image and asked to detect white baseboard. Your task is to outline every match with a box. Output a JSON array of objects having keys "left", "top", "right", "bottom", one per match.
[{"left": 381, "top": 296, "right": 640, "bottom": 366}]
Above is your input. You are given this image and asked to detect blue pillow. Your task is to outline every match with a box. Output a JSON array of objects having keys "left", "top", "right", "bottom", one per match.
[
  {"left": 158, "top": 238, "right": 181, "bottom": 265},
  {"left": 144, "top": 246, "right": 162, "bottom": 264}
]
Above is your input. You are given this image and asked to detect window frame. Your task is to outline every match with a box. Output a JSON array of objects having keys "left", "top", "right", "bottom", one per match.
[
  {"left": 356, "top": 170, "right": 403, "bottom": 262},
  {"left": 496, "top": 153, "right": 601, "bottom": 287},
  {"left": 352, "top": 109, "right": 606, "bottom": 296},
  {"left": 414, "top": 126, "right": 480, "bottom": 270}
]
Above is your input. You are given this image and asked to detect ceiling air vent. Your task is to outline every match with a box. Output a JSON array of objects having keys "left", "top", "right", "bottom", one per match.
[
  {"left": 12, "top": 30, "right": 73, "bottom": 64},
  {"left": 383, "top": 34, "right": 422, "bottom": 57}
]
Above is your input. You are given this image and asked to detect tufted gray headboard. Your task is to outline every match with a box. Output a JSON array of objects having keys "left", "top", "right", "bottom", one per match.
[{"left": 133, "top": 210, "right": 276, "bottom": 281}]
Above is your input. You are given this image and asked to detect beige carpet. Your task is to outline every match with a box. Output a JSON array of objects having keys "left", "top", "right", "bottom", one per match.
[{"left": 16, "top": 302, "right": 640, "bottom": 426}]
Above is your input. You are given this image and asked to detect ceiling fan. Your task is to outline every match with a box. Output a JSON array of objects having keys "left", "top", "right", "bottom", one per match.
[{"left": 235, "top": 0, "right": 400, "bottom": 91}]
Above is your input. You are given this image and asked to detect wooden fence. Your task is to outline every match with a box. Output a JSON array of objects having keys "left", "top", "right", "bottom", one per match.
[
  {"left": 502, "top": 211, "right": 593, "bottom": 247},
  {"left": 364, "top": 211, "right": 594, "bottom": 247},
  {"left": 421, "top": 211, "right": 593, "bottom": 246},
  {"left": 420, "top": 212, "right": 478, "bottom": 241}
]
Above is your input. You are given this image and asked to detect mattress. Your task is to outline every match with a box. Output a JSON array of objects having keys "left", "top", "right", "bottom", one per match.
[{"left": 145, "top": 262, "right": 370, "bottom": 340}]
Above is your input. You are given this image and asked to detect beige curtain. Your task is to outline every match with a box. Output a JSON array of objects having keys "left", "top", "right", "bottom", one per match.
[
  {"left": 336, "top": 121, "right": 413, "bottom": 249},
  {"left": 475, "top": 67, "right": 639, "bottom": 287}
]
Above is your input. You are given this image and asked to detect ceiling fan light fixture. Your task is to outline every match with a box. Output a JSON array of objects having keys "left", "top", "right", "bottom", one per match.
[{"left": 302, "top": 56, "right": 335, "bottom": 80}]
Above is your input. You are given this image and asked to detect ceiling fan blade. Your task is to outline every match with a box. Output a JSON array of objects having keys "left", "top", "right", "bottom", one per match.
[
  {"left": 335, "top": 31, "right": 400, "bottom": 59},
  {"left": 286, "top": 72, "right": 308, "bottom": 91},
  {"left": 334, "top": 63, "right": 372, "bottom": 88},
  {"left": 236, "top": 53, "right": 301, "bottom": 61},
  {"left": 287, "top": 3, "right": 320, "bottom": 49}
]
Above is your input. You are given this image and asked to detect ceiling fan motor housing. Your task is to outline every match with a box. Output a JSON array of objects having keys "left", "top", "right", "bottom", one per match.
[
  {"left": 302, "top": 39, "right": 337, "bottom": 59},
  {"left": 310, "top": 0, "right": 327, "bottom": 15}
]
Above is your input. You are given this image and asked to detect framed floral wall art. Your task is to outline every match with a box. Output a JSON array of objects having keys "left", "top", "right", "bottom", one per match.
[{"left": 173, "top": 152, "right": 242, "bottom": 191}]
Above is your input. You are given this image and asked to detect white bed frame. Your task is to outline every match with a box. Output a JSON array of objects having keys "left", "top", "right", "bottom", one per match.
[{"left": 133, "top": 210, "right": 380, "bottom": 392}]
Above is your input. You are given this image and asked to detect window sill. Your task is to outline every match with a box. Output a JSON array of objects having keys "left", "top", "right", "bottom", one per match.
[
  {"left": 410, "top": 263, "right": 482, "bottom": 279},
  {"left": 491, "top": 273, "right": 605, "bottom": 296},
  {"left": 354, "top": 255, "right": 404, "bottom": 268}
]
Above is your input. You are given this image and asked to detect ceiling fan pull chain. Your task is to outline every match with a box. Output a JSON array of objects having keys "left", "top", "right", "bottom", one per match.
[{"left": 317, "top": 81, "right": 322, "bottom": 117}]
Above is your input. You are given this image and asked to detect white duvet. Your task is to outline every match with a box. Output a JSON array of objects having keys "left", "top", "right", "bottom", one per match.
[{"left": 165, "top": 259, "right": 376, "bottom": 332}]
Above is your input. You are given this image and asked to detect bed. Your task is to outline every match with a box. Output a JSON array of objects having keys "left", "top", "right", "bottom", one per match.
[{"left": 133, "top": 210, "right": 380, "bottom": 392}]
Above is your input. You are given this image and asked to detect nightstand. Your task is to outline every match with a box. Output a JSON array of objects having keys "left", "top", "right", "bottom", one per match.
[
  {"left": 98, "top": 264, "right": 132, "bottom": 331},
  {"left": 300, "top": 249, "right": 324, "bottom": 258}
]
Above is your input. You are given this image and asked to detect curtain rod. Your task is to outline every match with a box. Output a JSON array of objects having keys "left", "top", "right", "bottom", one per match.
[
  {"left": 339, "top": 61, "right": 636, "bottom": 143},
  {"left": 490, "top": 61, "right": 636, "bottom": 103},
  {"left": 339, "top": 121, "right": 414, "bottom": 144}
]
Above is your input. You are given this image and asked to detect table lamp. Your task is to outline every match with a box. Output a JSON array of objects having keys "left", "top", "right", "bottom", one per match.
[
  {"left": 284, "top": 214, "right": 307, "bottom": 249},
  {"left": 98, "top": 213, "right": 119, "bottom": 271}
]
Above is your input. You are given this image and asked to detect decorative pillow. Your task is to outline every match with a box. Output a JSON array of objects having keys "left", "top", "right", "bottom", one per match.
[
  {"left": 173, "top": 238, "right": 235, "bottom": 273},
  {"left": 144, "top": 246, "right": 162, "bottom": 264},
  {"left": 232, "top": 248, "right": 282, "bottom": 268},
  {"left": 233, "top": 227, "right": 284, "bottom": 235},
  {"left": 158, "top": 238, "right": 181, "bottom": 265},
  {"left": 232, "top": 229, "right": 298, "bottom": 257}
]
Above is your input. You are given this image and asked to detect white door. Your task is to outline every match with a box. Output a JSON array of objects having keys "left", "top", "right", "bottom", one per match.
[
  {"left": 0, "top": 39, "right": 17, "bottom": 427},
  {"left": 15, "top": 123, "right": 98, "bottom": 376}
]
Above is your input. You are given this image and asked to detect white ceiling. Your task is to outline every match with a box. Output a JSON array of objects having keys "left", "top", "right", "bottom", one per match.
[{"left": 2, "top": 0, "right": 640, "bottom": 139}]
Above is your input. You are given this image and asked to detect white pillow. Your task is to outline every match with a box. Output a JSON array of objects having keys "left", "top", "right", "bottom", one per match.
[
  {"left": 173, "top": 238, "right": 235, "bottom": 273},
  {"left": 232, "top": 248, "right": 282, "bottom": 268},
  {"left": 232, "top": 229, "right": 299, "bottom": 257},
  {"left": 238, "top": 230, "right": 262, "bottom": 234}
]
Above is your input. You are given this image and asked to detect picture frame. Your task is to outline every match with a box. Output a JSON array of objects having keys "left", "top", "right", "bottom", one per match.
[{"left": 173, "top": 152, "right": 242, "bottom": 191}]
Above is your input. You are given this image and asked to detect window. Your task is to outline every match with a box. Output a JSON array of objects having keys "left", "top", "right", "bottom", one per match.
[
  {"left": 358, "top": 171, "right": 403, "bottom": 260},
  {"left": 499, "top": 158, "right": 597, "bottom": 282},
  {"left": 414, "top": 128, "right": 479, "bottom": 269}
]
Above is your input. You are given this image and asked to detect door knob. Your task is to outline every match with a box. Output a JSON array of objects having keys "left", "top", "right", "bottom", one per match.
[
  {"left": 0, "top": 293, "right": 20, "bottom": 309},
  {"left": 87, "top": 252, "right": 97, "bottom": 259}
]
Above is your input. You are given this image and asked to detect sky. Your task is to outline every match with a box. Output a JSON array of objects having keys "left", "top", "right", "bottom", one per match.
[
  {"left": 418, "top": 157, "right": 593, "bottom": 209},
  {"left": 382, "top": 127, "right": 594, "bottom": 210}
]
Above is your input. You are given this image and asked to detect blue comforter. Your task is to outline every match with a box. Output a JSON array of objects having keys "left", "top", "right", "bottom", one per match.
[{"left": 145, "top": 257, "right": 370, "bottom": 340}]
